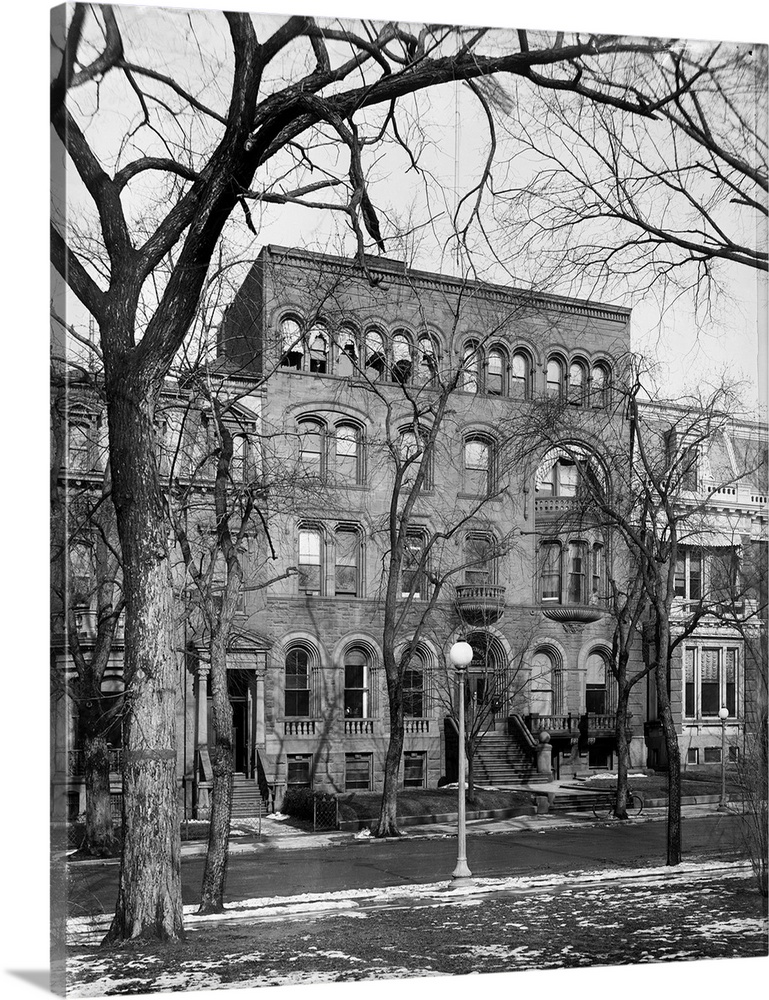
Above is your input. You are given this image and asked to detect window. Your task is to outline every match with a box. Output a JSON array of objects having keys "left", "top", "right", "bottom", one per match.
[
  {"left": 711, "top": 548, "right": 740, "bottom": 605},
  {"left": 403, "top": 656, "right": 424, "bottom": 717},
  {"left": 567, "top": 541, "right": 588, "bottom": 604},
  {"left": 344, "top": 647, "right": 370, "bottom": 718},
  {"left": 535, "top": 447, "right": 605, "bottom": 502},
  {"left": 684, "top": 645, "right": 739, "bottom": 718},
  {"left": 298, "top": 527, "right": 323, "bottom": 594},
  {"left": 286, "top": 754, "right": 312, "bottom": 787},
  {"left": 687, "top": 747, "right": 699, "bottom": 765},
  {"left": 674, "top": 547, "right": 703, "bottom": 602},
  {"left": 486, "top": 349, "right": 506, "bottom": 396},
  {"left": 335, "top": 527, "right": 360, "bottom": 596},
  {"left": 70, "top": 543, "right": 95, "bottom": 607},
  {"left": 540, "top": 541, "right": 562, "bottom": 602},
  {"left": 399, "top": 429, "right": 431, "bottom": 489},
  {"left": 335, "top": 424, "right": 361, "bottom": 485},
  {"left": 391, "top": 333, "right": 413, "bottom": 385},
  {"left": 586, "top": 651, "right": 612, "bottom": 714},
  {"left": 402, "top": 530, "right": 427, "bottom": 599},
  {"left": 546, "top": 357, "right": 564, "bottom": 397},
  {"left": 280, "top": 317, "right": 303, "bottom": 369},
  {"left": 704, "top": 746, "right": 722, "bottom": 764},
  {"left": 591, "top": 363, "right": 610, "bottom": 407},
  {"left": 335, "top": 328, "right": 358, "bottom": 378},
  {"left": 365, "top": 329, "right": 386, "bottom": 380},
  {"left": 298, "top": 419, "right": 325, "bottom": 477},
  {"left": 464, "top": 437, "right": 492, "bottom": 495},
  {"left": 68, "top": 419, "right": 93, "bottom": 472},
  {"left": 680, "top": 445, "right": 699, "bottom": 490},
  {"left": 230, "top": 433, "right": 247, "bottom": 482},
  {"left": 592, "top": 542, "right": 605, "bottom": 597},
  {"left": 568, "top": 361, "right": 586, "bottom": 406},
  {"left": 462, "top": 343, "right": 480, "bottom": 393},
  {"left": 403, "top": 751, "right": 426, "bottom": 788},
  {"left": 285, "top": 648, "right": 311, "bottom": 717},
  {"left": 530, "top": 648, "right": 562, "bottom": 715},
  {"left": 415, "top": 336, "right": 438, "bottom": 386},
  {"left": 511, "top": 351, "right": 530, "bottom": 398},
  {"left": 308, "top": 325, "right": 329, "bottom": 374},
  {"left": 464, "top": 533, "right": 495, "bottom": 585},
  {"left": 345, "top": 753, "right": 372, "bottom": 790}
]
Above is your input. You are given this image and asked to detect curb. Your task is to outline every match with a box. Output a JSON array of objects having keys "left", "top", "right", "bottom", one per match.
[{"left": 339, "top": 803, "right": 537, "bottom": 832}]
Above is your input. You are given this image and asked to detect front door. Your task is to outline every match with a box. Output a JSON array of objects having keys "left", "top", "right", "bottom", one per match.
[{"left": 228, "top": 670, "right": 255, "bottom": 777}]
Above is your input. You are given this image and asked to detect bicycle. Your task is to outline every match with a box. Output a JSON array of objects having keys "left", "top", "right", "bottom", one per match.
[{"left": 592, "top": 787, "right": 644, "bottom": 818}]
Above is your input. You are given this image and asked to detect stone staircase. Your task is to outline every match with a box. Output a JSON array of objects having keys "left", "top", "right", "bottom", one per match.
[
  {"left": 231, "top": 773, "right": 267, "bottom": 817},
  {"left": 472, "top": 732, "right": 547, "bottom": 785}
]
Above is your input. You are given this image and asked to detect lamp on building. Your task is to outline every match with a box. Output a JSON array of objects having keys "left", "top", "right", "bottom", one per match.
[
  {"left": 718, "top": 706, "right": 729, "bottom": 812},
  {"left": 449, "top": 640, "right": 474, "bottom": 887}
]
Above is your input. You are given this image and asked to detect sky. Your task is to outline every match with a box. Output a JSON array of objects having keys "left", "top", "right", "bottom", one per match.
[{"left": 1, "top": 4, "right": 767, "bottom": 1000}]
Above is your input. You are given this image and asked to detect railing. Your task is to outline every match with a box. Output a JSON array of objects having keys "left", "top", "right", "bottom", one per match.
[
  {"left": 67, "top": 748, "right": 123, "bottom": 775},
  {"left": 586, "top": 713, "right": 616, "bottom": 731},
  {"left": 345, "top": 718, "right": 374, "bottom": 735},
  {"left": 535, "top": 497, "right": 581, "bottom": 515},
  {"left": 283, "top": 719, "right": 317, "bottom": 736},
  {"left": 508, "top": 713, "right": 538, "bottom": 749},
  {"left": 404, "top": 718, "right": 430, "bottom": 734},
  {"left": 528, "top": 714, "right": 575, "bottom": 734}
]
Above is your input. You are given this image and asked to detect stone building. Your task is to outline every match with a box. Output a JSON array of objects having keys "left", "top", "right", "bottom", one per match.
[{"left": 51, "top": 245, "right": 767, "bottom": 822}]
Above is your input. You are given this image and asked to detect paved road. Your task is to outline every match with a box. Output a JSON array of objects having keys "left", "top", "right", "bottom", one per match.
[{"left": 69, "top": 811, "right": 744, "bottom": 916}]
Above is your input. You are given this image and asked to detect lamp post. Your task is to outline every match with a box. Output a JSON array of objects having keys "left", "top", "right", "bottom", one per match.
[
  {"left": 718, "top": 706, "right": 729, "bottom": 812},
  {"left": 449, "top": 641, "right": 474, "bottom": 887}
]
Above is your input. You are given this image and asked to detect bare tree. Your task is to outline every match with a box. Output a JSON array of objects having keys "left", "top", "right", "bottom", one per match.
[
  {"left": 52, "top": 5, "right": 752, "bottom": 938},
  {"left": 517, "top": 355, "right": 759, "bottom": 862}
]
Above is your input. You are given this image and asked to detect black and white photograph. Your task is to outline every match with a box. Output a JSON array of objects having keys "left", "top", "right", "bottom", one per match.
[{"left": 25, "top": 0, "right": 769, "bottom": 996}]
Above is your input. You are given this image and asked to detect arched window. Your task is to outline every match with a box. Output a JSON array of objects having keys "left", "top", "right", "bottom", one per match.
[
  {"left": 586, "top": 650, "right": 614, "bottom": 714},
  {"left": 415, "top": 335, "right": 438, "bottom": 386},
  {"left": 403, "top": 649, "right": 425, "bottom": 718},
  {"left": 511, "top": 351, "right": 530, "bottom": 398},
  {"left": 530, "top": 648, "right": 562, "bottom": 715},
  {"left": 546, "top": 357, "right": 564, "bottom": 397},
  {"left": 540, "top": 541, "right": 562, "bottom": 602},
  {"left": 344, "top": 646, "right": 371, "bottom": 718},
  {"left": 591, "top": 363, "right": 610, "bottom": 408},
  {"left": 365, "top": 329, "right": 385, "bottom": 380},
  {"left": 464, "top": 436, "right": 493, "bottom": 496},
  {"left": 462, "top": 342, "right": 480, "bottom": 393},
  {"left": 285, "top": 647, "right": 311, "bottom": 717},
  {"left": 399, "top": 428, "right": 431, "bottom": 489},
  {"left": 391, "top": 332, "right": 413, "bottom": 385},
  {"left": 464, "top": 532, "right": 495, "bottom": 585},
  {"left": 335, "top": 526, "right": 361, "bottom": 596},
  {"left": 298, "top": 419, "right": 325, "bottom": 477},
  {"left": 308, "top": 325, "right": 329, "bottom": 374},
  {"left": 280, "top": 317, "right": 304, "bottom": 369},
  {"left": 335, "top": 327, "right": 358, "bottom": 378},
  {"left": 335, "top": 423, "right": 361, "bottom": 485},
  {"left": 569, "top": 361, "right": 587, "bottom": 406},
  {"left": 298, "top": 526, "right": 323, "bottom": 594},
  {"left": 466, "top": 631, "right": 502, "bottom": 708},
  {"left": 486, "top": 348, "right": 506, "bottom": 396}
]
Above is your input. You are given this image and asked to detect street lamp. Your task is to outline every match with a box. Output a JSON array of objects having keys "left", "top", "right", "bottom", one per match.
[
  {"left": 449, "top": 640, "right": 474, "bottom": 887},
  {"left": 718, "top": 706, "right": 729, "bottom": 812}
]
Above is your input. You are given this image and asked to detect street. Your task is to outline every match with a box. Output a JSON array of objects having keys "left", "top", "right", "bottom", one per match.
[{"left": 69, "top": 812, "right": 746, "bottom": 917}]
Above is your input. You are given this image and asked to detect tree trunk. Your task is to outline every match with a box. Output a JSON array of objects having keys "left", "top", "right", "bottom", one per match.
[
  {"left": 104, "top": 376, "right": 184, "bottom": 943},
  {"left": 198, "top": 633, "right": 234, "bottom": 914},
  {"left": 655, "top": 612, "right": 682, "bottom": 865},
  {"left": 374, "top": 670, "right": 404, "bottom": 837},
  {"left": 80, "top": 734, "right": 118, "bottom": 857},
  {"left": 613, "top": 687, "right": 631, "bottom": 820}
]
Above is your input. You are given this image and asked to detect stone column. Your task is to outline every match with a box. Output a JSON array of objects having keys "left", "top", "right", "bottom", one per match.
[
  {"left": 194, "top": 664, "right": 211, "bottom": 819},
  {"left": 255, "top": 661, "right": 266, "bottom": 749}
]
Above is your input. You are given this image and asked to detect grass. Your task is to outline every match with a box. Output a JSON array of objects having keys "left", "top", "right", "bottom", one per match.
[
  {"left": 576, "top": 767, "right": 743, "bottom": 800},
  {"left": 337, "top": 786, "right": 533, "bottom": 824}
]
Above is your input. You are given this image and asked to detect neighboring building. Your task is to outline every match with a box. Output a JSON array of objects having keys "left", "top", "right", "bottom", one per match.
[{"left": 51, "top": 246, "right": 767, "bottom": 822}]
